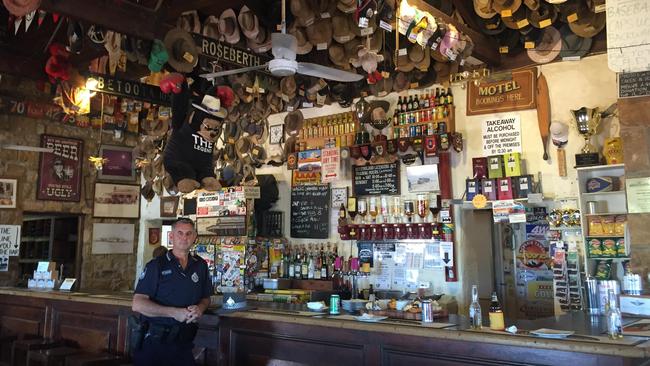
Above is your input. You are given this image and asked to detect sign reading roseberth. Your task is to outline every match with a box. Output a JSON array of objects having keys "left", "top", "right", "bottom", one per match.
[
  {"left": 37, "top": 135, "right": 83, "bottom": 202},
  {"left": 467, "top": 69, "right": 537, "bottom": 116}
]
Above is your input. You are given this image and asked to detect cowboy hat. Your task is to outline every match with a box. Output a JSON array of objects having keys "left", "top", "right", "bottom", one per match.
[
  {"left": 280, "top": 76, "right": 298, "bottom": 99},
  {"left": 361, "top": 99, "right": 390, "bottom": 124},
  {"left": 433, "top": 61, "right": 451, "bottom": 83},
  {"left": 306, "top": 18, "right": 333, "bottom": 47},
  {"left": 527, "top": 26, "right": 561, "bottom": 64},
  {"left": 285, "top": 110, "right": 304, "bottom": 135},
  {"left": 247, "top": 26, "right": 272, "bottom": 53},
  {"left": 568, "top": 7, "right": 605, "bottom": 38},
  {"left": 473, "top": 0, "right": 496, "bottom": 19},
  {"left": 202, "top": 15, "right": 220, "bottom": 39},
  {"left": 291, "top": 0, "right": 316, "bottom": 27},
  {"left": 369, "top": 75, "right": 394, "bottom": 97},
  {"left": 439, "top": 24, "right": 460, "bottom": 60},
  {"left": 288, "top": 23, "right": 313, "bottom": 54},
  {"left": 224, "top": 121, "right": 241, "bottom": 144},
  {"left": 501, "top": 5, "right": 530, "bottom": 29},
  {"left": 393, "top": 72, "right": 410, "bottom": 92},
  {"left": 528, "top": 2, "right": 557, "bottom": 28},
  {"left": 497, "top": 28, "right": 524, "bottom": 54},
  {"left": 143, "top": 119, "right": 169, "bottom": 138},
  {"left": 163, "top": 28, "right": 198, "bottom": 73},
  {"left": 267, "top": 92, "right": 284, "bottom": 113},
  {"left": 238, "top": 5, "right": 260, "bottom": 39},
  {"left": 492, "top": 0, "right": 523, "bottom": 15},
  {"left": 409, "top": 44, "right": 430, "bottom": 71},
  {"left": 328, "top": 43, "right": 349, "bottom": 68},
  {"left": 558, "top": 24, "right": 592, "bottom": 58},
  {"left": 332, "top": 11, "right": 354, "bottom": 43},
  {"left": 521, "top": 27, "right": 542, "bottom": 49},
  {"left": 2, "top": 0, "right": 40, "bottom": 17},
  {"left": 412, "top": 66, "right": 438, "bottom": 89},
  {"left": 343, "top": 37, "right": 362, "bottom": 64},
  {"left": 479, "top": 14, "right": 506, "bottom": 35},
  {"left": 177, "top": 11, "right": 201, "bottom": 34},
  {"left": 219, "top": 9, "right": 241, "bottom": 44},
  {"left": 523, "top": 0, "right": 540, "bottom": 10},
  {"left": 337, "top": 0, "right": 357, "bottom": 14}
]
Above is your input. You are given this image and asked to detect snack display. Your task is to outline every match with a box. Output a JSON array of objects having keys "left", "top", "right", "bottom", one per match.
[
  {"left": 587, "top": 238, "right": 603, "bottom": 257},
  {"left": 614, "top": 215, "right": 626, "bottom": 236},
  {"left": 588, "top": 217, "right": 603, "bottom": 236},
  {"left": 594, "top": 260, "right": 612, "bottom": 280},
  {"left": 601, "top": 239, "right": 617, "bottom": 257},
  {"left": 616, "top": 238, "right": 627, "bottom": 257}
]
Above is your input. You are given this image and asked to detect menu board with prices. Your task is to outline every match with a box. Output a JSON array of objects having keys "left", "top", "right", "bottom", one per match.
[
  {"left": 353, "top": 162, "right": 400, "bottom": 196},
  {"left": 290, "top": 184, "right": 330, "bottom": 239}
]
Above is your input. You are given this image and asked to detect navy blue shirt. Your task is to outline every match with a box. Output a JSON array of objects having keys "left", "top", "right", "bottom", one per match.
[{"left": 135, "top": 251, "right": 212, "bottom": 325}]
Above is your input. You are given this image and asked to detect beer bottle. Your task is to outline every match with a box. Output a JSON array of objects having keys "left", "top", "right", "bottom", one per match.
[
  {"left": 413, "top": 94, "right": 420, "bottom": 110},
  {"left": 489, "top": 292, "right": 505, "bottom": 331},
  {"left": 446, "top": 87, "right": 454, "bottom": 105}
]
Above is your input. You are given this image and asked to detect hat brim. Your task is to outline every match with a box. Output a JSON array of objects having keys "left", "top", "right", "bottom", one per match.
[
  {"left": 192, "top": 103, "right": 226, "bottom": 118},
  {"left": 164, "top": 28, "right": 199, "bottom": 73},
  {"left": 526, "top": 27, "right": 562, "bottom": 64}
]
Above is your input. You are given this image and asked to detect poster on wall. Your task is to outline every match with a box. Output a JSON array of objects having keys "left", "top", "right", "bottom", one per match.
[
  {"left": 606, "top": 0, "right": 650, "bottom": 73},
  {"left": 466, "top": 68, "right": 537, "bottom": 115},
  {"left": 91, "top": 223, "right": 134, "bottom": 254},
  {"left": 481, "top": 114, "right": 522, "bottom": 156},
  {"left": 0, "top": 225, "right": 20, "bottom": 272},
  {"left": 516, "top": 224, "right": 554, "bottom": 318},
  {"left": 293, "top": 149, "right": 322, "bottom": 185},
  {"left": 321, "top": 148, "right": 340, "bottom": 183},
  {"left": 37, "top": 135, "right": 83, "bottom": 202}
]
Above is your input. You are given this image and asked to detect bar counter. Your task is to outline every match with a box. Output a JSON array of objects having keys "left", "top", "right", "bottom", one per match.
[{"left": 1, "top": 288, "right": 649, "bottom": 365}]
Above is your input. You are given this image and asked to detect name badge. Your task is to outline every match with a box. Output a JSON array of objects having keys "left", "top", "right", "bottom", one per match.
[{"left": 162, "top": 269, "right": 172, "bottom": 276}]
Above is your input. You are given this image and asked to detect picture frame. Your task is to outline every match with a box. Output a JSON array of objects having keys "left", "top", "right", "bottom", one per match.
[
  {"left": 160, "top": 196, "right": 179, "bottom": 217},
  {"left": 93, "top": 183, "right": 140, "bottom": 218},
  {"left": 406, "top": 165, "right": 440, "bottom": 193},
  {"left": 0, "top": 179, "right": 17, "bottom": 209},
  {"left": 269, "top": 124, "right": 284, "bottom": 144},
  {"left": 148, "top": 228, "right": 161, "bottom": 246},
  {"left": 331, "top": 187, "right": 348, "bottom": 210},
  {"left": 37, "top": 135, "right": 83, "bottom": 202},
  {"left": 92, "top": 223, "right": 135, "bottom": 254},
  {"left": 97, "top": 145, "right": 136, "bottom": 181}
]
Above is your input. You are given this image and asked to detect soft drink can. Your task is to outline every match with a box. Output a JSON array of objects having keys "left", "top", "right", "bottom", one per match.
[
  {"left": 410, "top": 126, "right": 416, "bottom": 137},
  {"left": 330, "top": 294, "right": 340, "bottom": 315}
]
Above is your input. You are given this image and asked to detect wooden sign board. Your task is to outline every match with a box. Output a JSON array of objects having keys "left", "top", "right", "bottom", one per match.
[
  {"left": 353, "top": 162, "right": 400, "bottom": 196},
  {"left": 87, "top": 73, "right": 172, "bottom": 106},
  {"left": 618, "top": 71, "right": 650, "bottom": 98},
  {"left": 290, "top": 184, "right": 330, "bottom": 239},
  {"left": 466, "top": 68, "right": 537, "bottom": 116},
  {"left": 193, "top": 33, "right": 271, "bottom": 72}
]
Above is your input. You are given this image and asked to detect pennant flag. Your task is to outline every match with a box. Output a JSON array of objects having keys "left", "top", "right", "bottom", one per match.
[
  {"left": 24, "top": 11, "right": 35, "bottom": 32},
  {"left": 14, "top": 17, "right": 22, "bottom": 35},
  {"left": 52, "top": 13, "right": 60, "bottom": 23},
  {"left": 38, "top": 10, "right": 47, "bottom": 27}
]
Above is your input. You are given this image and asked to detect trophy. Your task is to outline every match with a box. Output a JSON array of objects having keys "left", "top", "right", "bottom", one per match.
[{"left": 571, "top": 107, "right": 602, "bottom": 167}]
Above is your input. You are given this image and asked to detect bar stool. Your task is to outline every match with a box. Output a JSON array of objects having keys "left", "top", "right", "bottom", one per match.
[
  {"left": 27, "top": 347, "right": 81, "bottom": 366},
  {"left": 11, "top": 339, "right": 62, "bottom": 366},
  {"left": 64, "top": 353, "right": 125, "bottom": 366}
]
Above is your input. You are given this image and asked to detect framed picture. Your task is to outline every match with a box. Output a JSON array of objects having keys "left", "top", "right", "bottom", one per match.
[
  {"left": 269, "top": 124, "right": 284, "bottom": 144},
  {"left": 92, "top": 223, "right": 134, "bottom": 254},
  {"left": 406, "top": 165, "right": 440, "bottom": 192},
  {"left": 93, "top": 183, "right": 140, "bottom": 218},
  {"left": 331, "top": 187, "right": 348, "bottom": 210},
  {"left": 148, "top": 228, "right": 161, "bottom": 246},
  {"left": 0, "top": 179, "right": 17, "bottom": 208},
  {"left": 97, "top": 145, "right": 136, "bottom": 181},
  {"left": 37, "top": 135, "right": 83, "bottom": 202},
  {"left": 160, "top": 196, "right": 179, "bottom": 217}
]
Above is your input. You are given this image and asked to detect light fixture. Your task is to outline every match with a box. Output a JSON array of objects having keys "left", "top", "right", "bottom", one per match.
[{"left": 449, "top": 68, "right": 491, "bottom": 88}]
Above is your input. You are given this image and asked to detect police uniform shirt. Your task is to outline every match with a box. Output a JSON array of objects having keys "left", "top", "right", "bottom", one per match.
[{"left": 135, "top": 251, "right": 212, "bottom": 325}]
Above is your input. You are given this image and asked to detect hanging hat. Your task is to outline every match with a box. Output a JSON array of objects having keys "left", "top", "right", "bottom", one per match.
[
  {"left": 558, "top": 24, "right": 592, "bottom": 59},
  {"left": 520, "top": 27, "right": 542, "bottom": 49},
  {"left": 568, "top": 6, "right": 605, "bottom": 38},
  {"left": 473, "top": 0, "right": 496, "bottom": 19},
  {"left": 332, "top": 11, "right": 354, "bottom": 43},
  {"left": 177, "top": 11, "right": 201, "bottom": 34},
  {"left": 87, "top": 25, "right": 106, "bottom": 45},
  {"left": 497, "top": 28, "right": 524, "bottom": 54},
  {"left": 433, "top": 61, "right": 451, "bottom": 83},
  {"left": 285, "top": 110, "right": 304, "bottom": 135},
  {"left": 238, "top": 5, "right": 260, "bottom": 39},
  {"left": 291, "top": 0, "right": 316, "bottom": 27},
  {"left": 479, "top": 14, "right": 506, "bottom": 35},
  {"left": 409, "top": 44, "right": 430, "bottom": 71},
  {"left": 502, "top": 5, "right": 530, "bottom": 29},
  {"left": 367, "top": 30, "right": 383, "bottom": 53},
  {"left": 439, "top": 24, "right": 460, "bottom": 60},
  {"left": 393, "top": 72, "right": 410, "bottom": 92},
  {"left": 219, "top": 8, "right": 241, "bottom": 44},
  {"left": 315, "top": 0, "right": 338, "bottom": 17},
  {"left": 361, "top": 100, "right": 390, "bottom": 125},
  {"left": 556, "top": 0, "right": 582, "bottom": 23},
  {"left": 550, "top": 121, "right": 569, "bottom": 146},
  {"left": 2, "top": 0, "right": 40, "bottom": 17},
  {"left": 192, "top": 92, "right": 227, "bottom": 118},
  {"left": 143, "top": 119, "right": 169, "bottom": 137},
  {"left": 141, "top": 181, "right": 155, "bottom": 202},
  {"left": 328, "top": 42, "right": 349, "bottom": 69},
  {"left": 343, "top": 37, "right": 362, "bottom": 62},
  {"left": 524, "top": 0, "right": 540, "bottom": 10},
  {"left": 67, "top": 20, "right": 84, "bottom": 54},
  {"left": 528, "top": 2, "right": 557, "bottom": 28},
  {"left": 527, "top": 26, "right": 561, "bottom": 64},
  {"left": 163, "top": 28, "right": 198, "bottom": 73},
  {"left": 288, "top": 23, "right": 313, "bottom": 54},
  {"left": 247, "top": 26, "right": 272, "bottom": 53},
  {"left": 148, "top": 39, "right": 168, "bottom": 72},
  {"left": 280, "top": 76, "right": 297, "bottom": 99},
  {"left": 369, "top": 75, "right": 394, "bottom": 97},
  {"left": 202, "top": 15, "right": 220, "bottom": 39},
  {"left": 546, "top": 0, "right": 568, "bottom": 4},
  {"left": 492, "top": 0, "right": 523, "bottom": 16},
  {"left": 305, "top": 18, "right": 333, "bottom": 47},
  {"left": 412, "top": 66, "right": 438, "bottom": 88},
  {"left": 337, "top": 0, "right": 357, "bottom": 13},
  {"left": 267, "top": 92, "right": 284, "bottom": 113}
]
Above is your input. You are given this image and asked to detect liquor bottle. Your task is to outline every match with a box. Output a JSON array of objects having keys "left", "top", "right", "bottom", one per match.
[
  {"left": 397, "top": 96, "right": 403, "bottom": 113},
  {"left": 368, "top": 284, "right": 375, "bottom": 306},
  {"left": 446, "top": 87, "right": 454, "bottom": 105},
  {"left": 422, "top": 92, "right": 430, "bottom": 109},
  {"left": 607, "top": 289, "right": 623, "bottom": 339},
  {"left": 282, "top": 248, "right": 290, "bottom": 279},
  {"left": 301, "top": 248, "right": 309, "bottom": 279},
  {"left": 308, "top": 247, "right": 315, "bottom": 280},
  {"left": 294, "top": 250, "right": 302, "bottom": 279},
  {"left": 489, "top": 292, "right": 505, "bottom": 331},
  {"left": 413, "top": 95, "right": 420, "bottom": 110},
  {"left": 288, "top": 247, "right": 295, "bottom": 279},
  {"left": 469, "top": 285, "right": 483, "bottom": 329},
  {"left": 347, "top": 197, "right": 358, "bottom": 223},
  {"left": 439, "top": 88, "right": 447, "bottom": 106},
  {"left": 407, "top": 96, "right": 413, "bottom": 111},
  {"left": 400, "top": 96, "right": 407, "bottom": 113},
  {"left": 433, "top": 88, "right": 439, "bottom": 107}
]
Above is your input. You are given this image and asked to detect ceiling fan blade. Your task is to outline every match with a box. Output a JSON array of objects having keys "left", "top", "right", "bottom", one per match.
[
  {"left": 296, "top": 62, "right": 364, "bottom": 82},
  {"left": 199, "top": 63, "right": 268, "bottom": 79},
  {"left": 0, "top": 144, "right": 53, "bottom": 153}
]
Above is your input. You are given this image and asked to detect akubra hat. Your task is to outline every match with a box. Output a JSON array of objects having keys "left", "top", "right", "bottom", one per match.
[
  {"left": 284, "top": 110, "right": 304, "bottom": 136},
  {"left": 360, "top": 100, "right": 390, "bottom": 124},
  {"left": 332, "top": 12, "right": 354, "bottom": 43},
  {"left": 479, "top": 14, "right": 506, "bottom": 35},
  {"left": 568, "top": 7, "right": 605, "bottom": 38},
  {"left": 2, "top": 0, "right": 41, "bottom": 17},
  {"left": 202, "top": 15, "right": 220, "bottom": 39},
  {"left": 409, "top": 45, "right": 430, "bottom": 72},
  {"left": 558, "top": 24, "right": 592, "bottom": 58},
  {"left": 291, "top": 0, "right": 316, "bottom": 27},
  {"left": 163, "top": 28, "right": 198, "bottom": 73},
  {"left": 528, "top": 2, "right": 557, "bottom": 28},
  {"left": 393, "top": 72, "right": 410, "bottom": 92},
  {"left": 329, "top": 43, "right": 350, "bottom": 68},
  {"left": 520, "top": 27, "right": 542, "bottom": 48},
  {"left": 280, "top": 75, "right": 298, "bottom": 99},
  {"left": 288, "top": 23, "right": 313, "bottom": 54},
  {"left": 556, "top": 0, "right": 582, "bottom": 23},
  {"left": 433, "top": 61, "right": 451, "bottom": 83},
  {"left": 337, "top": 0, "right": 357, "bottom": 13},
  {"left": 238, "top": 5, "right": 260, "bottom": 39},
  {"left": 177, "top": 11, "right": 201, "bottom": 34},
  {"left": 369, "top": 75, "right": 394, "bottom": 97},
  {"left": 305, "top": 18, "right": 333, "bottom": 46},
  {"left": 492, "top": 0, "right": 523, "bottom": 15},
  {"left": 343, "top": 37, "right": 362, "bottom": 63},
  {"left": 527, "top": 26, "right": 561, "bottom": 64},
  {"left": 219, "top": 8, "right": 241, "bottom": 44},
  {"left": 497, "top": 28, "right": 524, "bottom": 54},
  {"left": 502, "top": 5, "right": 530, "bottom": 29},
  {"left": 473, "top": 0, "right": 496, "bottom": 19},
  {"left": 247, "top": 26, "right": 272, "bottom": 53}
]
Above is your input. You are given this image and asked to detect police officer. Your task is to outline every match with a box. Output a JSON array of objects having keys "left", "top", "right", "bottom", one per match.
[{"left": 132, "top": 218, "right": 212, "bottom": 366}]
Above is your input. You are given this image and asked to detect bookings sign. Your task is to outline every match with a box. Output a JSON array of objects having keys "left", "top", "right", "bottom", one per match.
[{"left": 466, "top": 68, "right": 537, "bottom": 116}]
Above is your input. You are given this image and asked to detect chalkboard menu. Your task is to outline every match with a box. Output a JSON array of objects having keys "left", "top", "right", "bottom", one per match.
[
  {"left": 619, "top": 71, "right": 650, "bottom": 98},
  {"left": 290, "top": 184, "right": 330, "bottom": 239},
  {"left": 353, "top": 162, "right": 400, "bottom": 196}
]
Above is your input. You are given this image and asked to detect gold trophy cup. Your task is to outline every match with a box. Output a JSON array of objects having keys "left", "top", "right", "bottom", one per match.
[{"left": 571, "top": 107, "right": 601, "bottom": 167}]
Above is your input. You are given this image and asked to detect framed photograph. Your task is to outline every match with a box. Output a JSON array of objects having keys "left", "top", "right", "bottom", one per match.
[
  {"left": 0, "top": 179, "right": 17, "bottom": 208},
  {"left": 93, "top": 183, "right": 140, "bottom": 218},
  {"left": 269, "top": 124, "right": 284, "bottom": 144},
  {"left": 331, "top": 187, "right": 348, "bottom": 210},
  {"left": 148, "top": 228, "right": 161, "bottom": 246},
  {"left": 160, "top": 196, "right": 179, "bottom": 217},
  {"left": 37, "top": 135, "right": 83, "bottom": 202},
  {"left": 97, "top": 145, "right": 136, "bottom": 181},
  {"left": 92, "top": 223, "right": 134, "bottom": 254},
  {"left": 406, "top": 165, "right": 440, "bottom": 192}
]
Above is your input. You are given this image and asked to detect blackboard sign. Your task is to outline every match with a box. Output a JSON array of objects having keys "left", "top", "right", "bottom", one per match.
[
  {"left": 353, "top": 162, "right": 400, "bottom": 196},
  {"left": 290, "top": 184, "right": 330, "bottom": 239},
  {"left": 618, "top": 71, "right": 650, "bottom": 98}
]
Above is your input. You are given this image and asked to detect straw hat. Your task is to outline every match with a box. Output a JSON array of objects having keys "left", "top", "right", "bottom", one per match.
[
  {"left": 558, "top": 24, "right": 592, "bottom": 59},
  {"left": 163, "top": 28, "right": 198, "bottom": 73},
  {"left": 219, "top": 9, "right": 241, "bottom": 44},
  {"left": 527, "top": 26, "right": 561, "bottom": 64},
  {"left": 473, "top": 0, "right": 496, "bottom": 19},
  {"left": 288, "top": 23, "right": 313, "bottom": 54},
  {"left": 202, "top": 15, "right": 220, "bottom": 39},
  {"left": 2, "top": 0, "right": 41, "bottom": 17},
  {"left": 291, "top": 0, "right": 316, "bottom": 27},
  {"left": 528, "top": 2, "right": 557, "bottom": 28},
  {"left": 305, "top": 18, "right": 333, "bottom": 46},
  {"left": 238, "top": 5, "right": 260, "bottom": 39}
]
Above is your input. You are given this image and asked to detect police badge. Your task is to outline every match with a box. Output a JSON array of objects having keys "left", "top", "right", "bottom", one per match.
[{"left": 191, "top": 272, "right": 199, "bottom": 283}]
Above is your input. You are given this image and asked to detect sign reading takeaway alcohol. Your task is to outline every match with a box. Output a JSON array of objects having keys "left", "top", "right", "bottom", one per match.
[{"left": 466, "top": 68, "right": 537, "bottom": 116}]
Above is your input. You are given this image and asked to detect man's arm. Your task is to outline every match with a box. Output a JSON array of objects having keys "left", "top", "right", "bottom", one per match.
[
  {"left": 186, "top": 297, "right": 210, "bottom": 323},
  {"left": 132, "top": 294, "right": 191, "bottom": 323}
]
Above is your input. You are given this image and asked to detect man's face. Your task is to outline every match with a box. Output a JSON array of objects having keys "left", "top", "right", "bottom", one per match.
[
  {"left": 200, "top": 118, "right": 222, "bottom": 141},
  {"left": 171, "top": 222, "right": 197, "bottom": 253},
  {"left": 54, "top": 163, "right": 63, "bottom": 174}
]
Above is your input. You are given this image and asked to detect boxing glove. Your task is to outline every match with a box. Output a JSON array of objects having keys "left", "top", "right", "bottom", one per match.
[{"left": 160, "top": 73, "right": 185, "bottom": 94}]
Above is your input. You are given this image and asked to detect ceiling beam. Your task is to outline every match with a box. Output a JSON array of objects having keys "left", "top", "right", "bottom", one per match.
[
  {"left": 161, "top": 0, "right": 216, "bottom": 21},
  {"left": 451, "top": 0, "right": 487, "bottom": 38},
  {"left": 409, "top": 0, "right": 501, "bottom": 66}
]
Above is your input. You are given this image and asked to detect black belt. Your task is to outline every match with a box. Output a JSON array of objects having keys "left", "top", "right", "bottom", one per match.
[{"left": 146, "top": 322, "right": 198, "bottom": 344}]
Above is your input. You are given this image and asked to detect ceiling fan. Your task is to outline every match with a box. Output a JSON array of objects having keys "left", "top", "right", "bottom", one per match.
[
  {"left": 200, "top": 0, "right": 363, "bottom": 83},
  {"left": 0, "top": 144, "right": 53, "bottom": 153}
]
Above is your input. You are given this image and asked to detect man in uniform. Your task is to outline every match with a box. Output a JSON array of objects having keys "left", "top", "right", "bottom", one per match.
[{"left": 132, "top": 218, "right": 212, "bottom": 366}]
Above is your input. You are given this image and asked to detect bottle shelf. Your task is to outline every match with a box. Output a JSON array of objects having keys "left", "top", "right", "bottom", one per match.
[
  {"left": 585, "top": 235, "right": 624, "bottom": 239},
  {"left": 576, "top": 163, "right": 625, "bottom": 171},
  {"left": 584, "top": 212, "right": 627, "bottom": 217},
  {"left": 580, "top": 190, "right": 626, "bottom": 197},
  {"left": 587, "top": 257, "right": 630, "bottom": 261}
]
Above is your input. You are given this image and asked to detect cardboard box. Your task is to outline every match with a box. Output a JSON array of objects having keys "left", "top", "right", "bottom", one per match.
[
  {"left": 481, "top": 179, "right": 497, "bottom": 201},
  {"left": 488, "top": 155, "right": 504, "bottom": 179},
  {"left": 504, "top": 152, "right": 522, "bottom": 177},
  {"left": 472, "top": 157, "right": 488, "bottom": 179},
  {"left": 514, "top": 175, "right": 533, "bottom": 198},
  {"left": 497, "top": 177, "right": 514, "bottom": 200},
  {"left": 466, "top": 178, "right": 481, "bottom": 201}
]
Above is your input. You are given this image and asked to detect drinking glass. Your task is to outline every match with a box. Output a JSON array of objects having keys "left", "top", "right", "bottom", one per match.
[
  {"left": 357, "top": 198, "right": 368, "bottom": 224},
  {"left": 369, "top": 197, "right": 378, "bottom": 223}
]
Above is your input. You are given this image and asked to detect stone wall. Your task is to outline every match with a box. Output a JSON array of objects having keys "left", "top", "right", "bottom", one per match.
[
  {"left": 619, "top": 97, "right": 650, "bottom": 287},
  {"left": 0, "top": 75, "right": 138, "bottom": 291}
]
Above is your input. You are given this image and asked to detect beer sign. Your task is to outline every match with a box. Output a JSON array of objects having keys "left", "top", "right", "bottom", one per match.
[
  {"left": 37, "top": 135, "right": 83, "bottom": 202},
  {"left": 466, "top": 68, "right": 537, "bottom": 116}
]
